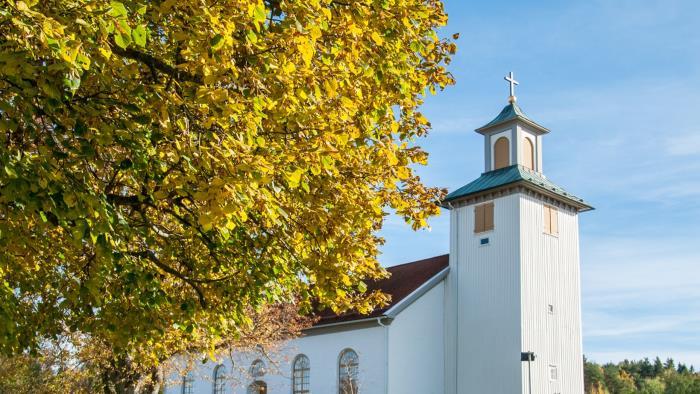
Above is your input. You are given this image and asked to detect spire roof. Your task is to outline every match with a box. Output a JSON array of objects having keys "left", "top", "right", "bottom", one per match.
[
  {"left": 475, "top": 102, "right": 549, "bottom": 134},
  {"left": 442, "top": 165, "right": 592, "bottom": 211}
]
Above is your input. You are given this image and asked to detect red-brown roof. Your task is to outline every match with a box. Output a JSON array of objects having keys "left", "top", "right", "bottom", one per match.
[{"left": 314, "top": 254, "right": 449, "bottom": 326}]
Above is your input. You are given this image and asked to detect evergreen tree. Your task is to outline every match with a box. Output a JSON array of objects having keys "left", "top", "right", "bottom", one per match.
[
  {"left": 654, "top": 357, "right": 665, "bottom": 376},
  {"left": 665, "top": 358, "right": 676, "bottom": 371}
]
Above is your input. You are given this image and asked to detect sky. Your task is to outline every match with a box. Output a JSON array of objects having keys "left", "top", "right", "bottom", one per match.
[{"left": 377, "top": 0, "right": 700, "bottom": 367}]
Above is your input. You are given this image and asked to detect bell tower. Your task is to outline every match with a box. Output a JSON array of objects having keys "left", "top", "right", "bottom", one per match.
[
  {"left": 476, "top": 72, "right": 548, "bottom": 174},
  {"left": 442, "top": 73, "right": 592, "bottom": 394}
]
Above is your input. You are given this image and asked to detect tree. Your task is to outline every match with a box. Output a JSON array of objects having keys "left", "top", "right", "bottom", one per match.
[
  {"left": 603, "top": 364, "right": 637, "bottom": 394},
  {"left": 0, "top": 0, "right": 455, "bottom": 389},
  {"left": 0, "top": 339, "right": 101, "bottom": 394},
  {"left": 639, "top": 377, "right": 665, "bottom": 394},
  {"left": 585, "top": 358, "right": 608, "bottom": 394},
  {"left": 655, "top": 358, "right": 665, "bottom": 376}
]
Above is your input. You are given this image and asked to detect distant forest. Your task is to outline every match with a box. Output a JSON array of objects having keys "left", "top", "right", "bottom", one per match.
[{"left": 584, "top": 356, "right": 700, "bottom": 393}]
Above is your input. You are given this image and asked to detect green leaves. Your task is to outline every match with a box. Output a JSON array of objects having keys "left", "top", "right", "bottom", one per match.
[
  {"left": 113, "top": 20, "right": 132, "bottom": 49},
  {"left": 132, "top": 24, "right": 147, "bottom": 47},
  {"left": 210, "top": 34, "right": 224, "bottom": 51},
  {"left": 108, "top": 1, "right": 128, "bottom": 18}
]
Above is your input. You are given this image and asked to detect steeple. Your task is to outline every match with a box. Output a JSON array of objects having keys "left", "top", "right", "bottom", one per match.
[
  {"left": 442, "top": 73, "right": 591, "bottom": 211},
  {"left": 443, "top": 75, "right": 592, "bottom": 394},
  {"left": 474, "top": 73, "right": 548, "bottom": 174}
]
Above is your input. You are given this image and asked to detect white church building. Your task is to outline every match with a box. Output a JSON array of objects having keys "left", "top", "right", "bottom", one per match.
[{"left": 165, "top": 76, "right": 593, "bottom": 394}]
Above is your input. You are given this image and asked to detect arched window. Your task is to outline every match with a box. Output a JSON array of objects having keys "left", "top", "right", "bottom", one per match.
[
  {"left": 182, "top": 371, "right": 195, "bottom": 394},
  {"left": 213, "top": 364, "right": 227, "bottom": 394},
  {"left": 292, "top": 354, "right": 310, "bottom": 394},
  {"left": 494, "top": 137, "right": 510, "bottom": 170},
  {"left": 523, "top": 137, "right": 535, "bottom": 170},
  {"left": 246, "top": 359, "right": 267, "bottom": 394},
  {"left": 338, "top": 349, "right": 359, "bottom": 394},
  {"left": 246, "top": 381, "right": 267, "bottom": 394},
  {"left": 250, "top": 359, "right": 266, "bottom": 379}
]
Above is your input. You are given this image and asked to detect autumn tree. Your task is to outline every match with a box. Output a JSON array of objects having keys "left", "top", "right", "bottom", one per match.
[{"left": 0, "top": 0, "right": 455, "bottom": 389}]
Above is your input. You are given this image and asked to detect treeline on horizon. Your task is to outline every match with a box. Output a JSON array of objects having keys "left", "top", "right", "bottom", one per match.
[{"left": 584, "top": 356, "right": 700, "bottom": 393}]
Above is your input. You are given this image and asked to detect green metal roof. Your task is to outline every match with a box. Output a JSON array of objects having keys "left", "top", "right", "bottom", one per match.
[
  {"left": 443, "top": 165, "right": 592, "bottom": 210},
  {"left": 475, "top": 102, "right": 549, "bottom": 134}
]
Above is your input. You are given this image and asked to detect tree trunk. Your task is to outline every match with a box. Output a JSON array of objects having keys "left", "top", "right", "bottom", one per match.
[{"left": 99, "top": 356, "right": 162, "bottom": 394}]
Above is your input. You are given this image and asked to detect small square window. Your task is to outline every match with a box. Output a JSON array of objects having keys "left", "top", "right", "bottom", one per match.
[
  {"left": 548, "top": 304, "right": 554, "bottom": 314},
  {"left": 480, "top": 237, "right": 490, "bottom": 245},
  {"left": 549, "top": 365, "right": 558, "bottom": 381}
]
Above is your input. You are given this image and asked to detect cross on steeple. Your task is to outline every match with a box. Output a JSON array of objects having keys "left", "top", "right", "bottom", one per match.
[{"left": 504, "top": 71, "right": 519, "bottom": 103}]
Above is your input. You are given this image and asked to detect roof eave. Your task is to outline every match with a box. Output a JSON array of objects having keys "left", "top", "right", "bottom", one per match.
[
  {"left": 385, "top": 266, "right": 449, "bottom": 318},
  {"left": 306, "top": 265, "right": 451, "bottom": 330},
  {"left": 442, "top": 179, "right": 593, "bottom": 212},
  {"left": 518, "top": 180, "right": 594, "bottom": 212},
  {"left": 475, "top": 116, "right": 550, "bottom": 135}
]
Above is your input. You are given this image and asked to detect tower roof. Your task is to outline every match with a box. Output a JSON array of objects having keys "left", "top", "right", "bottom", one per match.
[
  {"left": 475, "top": 102, "right": 549, "bottom": 134},
  {"left": 442, "top": 165, "right": 592, "bottom": 211}
]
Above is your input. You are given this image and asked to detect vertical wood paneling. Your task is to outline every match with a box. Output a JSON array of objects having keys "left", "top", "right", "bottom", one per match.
[
  {"left": 450, "top": 192, "right": 584, "bottom": 394},
  {"left": 519, "top": 194, "right": 584, "bottom": 394},
  {"left": 455, "top": 194, "right": 522, "bottom": 393}
]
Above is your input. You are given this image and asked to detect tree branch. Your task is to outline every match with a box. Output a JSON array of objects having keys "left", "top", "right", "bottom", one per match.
[{"left": 110, "top": 44, "right": 203, "bottom": 84}]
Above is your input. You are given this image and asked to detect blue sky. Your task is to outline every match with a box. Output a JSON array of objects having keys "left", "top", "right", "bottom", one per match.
[{"left": 378, "top": 0, "right": 700, "bottom": 367}]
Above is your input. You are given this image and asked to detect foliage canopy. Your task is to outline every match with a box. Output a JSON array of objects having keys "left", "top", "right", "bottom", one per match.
[{"left": 0, "top": 0, "right": 455, "bottom": 363}]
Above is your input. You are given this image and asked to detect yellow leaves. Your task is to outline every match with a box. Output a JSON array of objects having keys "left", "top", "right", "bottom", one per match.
[
  {"left": 286, "top": 168, "right": 305, "bottom": 189},
  {"left": 282, "top": 61, "right": 296, "bottom": 74},
  {"left": 370, "top": 31, "right": 384, "bottom": 46},
  {"left": 385, "top": 148, "right": 399, "bottom": 166},
  {"left": 323, "top": 79, "right": 337, "bottom": 96},
  {"left": 198, "top": 214, "right": 213, "bottom": 232},
  {"left": 0, "top": 0, "right": 455, "bottom": 368},
  {"left": 15, "top": 1, "right": 30, "bottom": 12},
  {"left": 396, "top": 166, "right": 410, "bottom": 180},
  {"left": 98, "top": 46, "right": 112, "bottom": 59},
  {"left": 309, "top": 25, "right": 322, "bottom": 41},
  {"left": 296, "top": 37, "right": 314, "bottom": 67}
]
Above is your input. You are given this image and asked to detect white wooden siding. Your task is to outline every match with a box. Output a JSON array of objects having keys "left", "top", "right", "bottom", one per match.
[
  {"left": 452, "top": 193, "right": 523, "bottom": 393},
  {"left": 519, "top": 193, "right": 584, "bottom": 394},
  {"left": 388, "top": 282, "right": 445, "bottom": 394}
]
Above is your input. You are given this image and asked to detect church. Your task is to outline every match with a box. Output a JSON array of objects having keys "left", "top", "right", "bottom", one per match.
[{"left": 164, "top": 74, "right": 593, "bottom": 394}]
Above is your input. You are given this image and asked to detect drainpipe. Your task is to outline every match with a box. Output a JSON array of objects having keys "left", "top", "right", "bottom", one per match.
[{"left": 377, "top": 317, "right": 390, "bottom": 394}]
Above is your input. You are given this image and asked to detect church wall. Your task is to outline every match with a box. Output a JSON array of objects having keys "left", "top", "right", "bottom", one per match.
[
  {"left": 163, "top": 324, "right": 387, "bottom": 394},
  {"left": 387, "top": 280, "right": 445, "bottom": 394},
  {"left": 453, "top": 193, "right": 523, "bottom": 393},
  {"left": 519, "top": 193, "right": 584, "bottom": 394}
]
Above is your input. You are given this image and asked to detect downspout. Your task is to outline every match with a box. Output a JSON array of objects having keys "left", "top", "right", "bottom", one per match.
[{"left": 377, "top": 317, "right": 390, "bottom": 394}]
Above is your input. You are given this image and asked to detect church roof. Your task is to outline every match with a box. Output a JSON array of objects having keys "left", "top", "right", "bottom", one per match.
[
  {"left": 475, "top": 102, "right": 549, "bottom": 134},
  {"left": 313, "top": 254, "right": 449, "bottom": 327},
  {"left": 443, "top": 165, "right": 592, "bottom": 211}
]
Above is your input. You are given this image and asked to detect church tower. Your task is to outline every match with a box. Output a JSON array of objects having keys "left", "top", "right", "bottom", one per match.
[{"left": 442, "top": 73, "right": 592, "bottom": 394}]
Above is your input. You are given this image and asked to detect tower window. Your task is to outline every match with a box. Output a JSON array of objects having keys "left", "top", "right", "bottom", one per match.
[
  {"left": 474, "top": 202, "right": 494, "bottom": 233},
  {"left": 549, "top": 365, "right": 558, "bottom": 381},
  {"left": 494, "top": 137, "right": 510, "bottom": 170},
  {"left": 523, "top": 137, "right": 535, "bottom": 170},
  {"left": 543, "top": 205, "right": 559, "bottom": 235}
]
